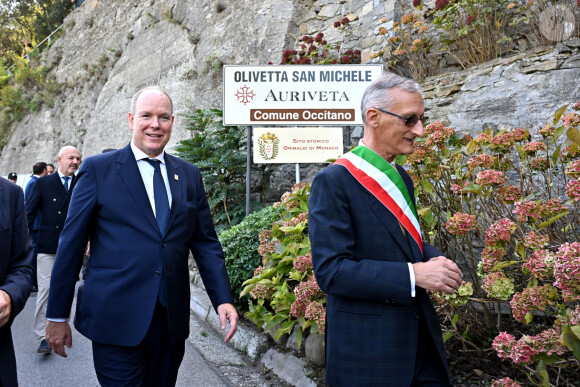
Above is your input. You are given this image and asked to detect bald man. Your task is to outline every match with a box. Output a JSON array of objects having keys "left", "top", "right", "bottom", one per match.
[{"left": 26, "top": 146, "right": 81, "bottom": 354}]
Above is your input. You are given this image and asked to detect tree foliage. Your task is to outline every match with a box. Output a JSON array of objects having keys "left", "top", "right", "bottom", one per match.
[{"left": 0, "top": 0, "right": 72, "bottom": 65}]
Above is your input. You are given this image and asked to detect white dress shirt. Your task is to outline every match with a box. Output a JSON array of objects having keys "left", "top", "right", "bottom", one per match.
[{"left": 130, "top": 142, "right": 172, "bottom": 214}]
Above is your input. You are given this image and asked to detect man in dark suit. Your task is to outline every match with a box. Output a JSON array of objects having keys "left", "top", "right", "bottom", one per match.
[
  {"left": 26, "top": 146, "right": 81, "bottom": 354},
  {"left": 309, "top": 73, "right": 463, "bottom": 386},
  {"left": 24, "top": 162, "right": 48, "bottom": 202},
  {"left": 0, "top": 176, "right": 34, "bottom": 386},
  {"left": 25, "top": 161, "right": 48, "bottom": 292},
  {"left": 45, "top": 86, "right": 238, "bottom": 386}
]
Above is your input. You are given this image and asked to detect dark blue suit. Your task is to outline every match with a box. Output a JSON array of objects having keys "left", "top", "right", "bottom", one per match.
[
  {"left": 25, "top": 172, "right": 75, "bottom": 254},
  {"left": 0, "top": 178, "right": 34, "bottom": 386},
  {"left": 47, "top": 144, "right": 233, "bottom": 348},
  {"left": 25, "top": 176, "right": 41, "bottom": 242},
  {"left": 309, "top": 163, "right": 451, "bottom": 387}
]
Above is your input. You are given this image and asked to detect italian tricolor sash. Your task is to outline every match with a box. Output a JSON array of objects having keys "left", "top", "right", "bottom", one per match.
[{"left": 334, "top": 146, "right": 423, "bottom": 254}]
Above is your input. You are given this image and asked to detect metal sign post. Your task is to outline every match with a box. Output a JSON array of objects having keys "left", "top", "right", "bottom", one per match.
[
  {"left": 295, "top": 164, "right": 300, "bottom": 184},
  {"left": 246, "top": 126, "right": 252, "bottom": 216}
]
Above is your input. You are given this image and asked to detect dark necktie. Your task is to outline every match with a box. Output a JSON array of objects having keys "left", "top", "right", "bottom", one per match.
[
  {"left": 143, "top": 158, "right": 169, "bottom": 307},
  {"left": 62, "top": 176, "right": 70, "bottom": 193},
  {"left": 143, "top": 159, "right": 170, "bottom": 235}
]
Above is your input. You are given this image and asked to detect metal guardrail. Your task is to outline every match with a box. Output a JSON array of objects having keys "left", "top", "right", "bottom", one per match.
[{"left": 6, "top": 24, "right": 64, "bottom": 74}]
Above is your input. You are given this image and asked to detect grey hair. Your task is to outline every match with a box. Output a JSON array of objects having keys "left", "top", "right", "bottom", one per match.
[
  {"left": 360, "top": 73, "right": 422, "bottom": 125},
  {"left": 130, "top": 86, "right": 173, "bottom": 115}
]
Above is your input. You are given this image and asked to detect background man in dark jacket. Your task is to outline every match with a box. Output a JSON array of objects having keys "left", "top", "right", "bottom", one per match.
[
  {"left": 0, "top": 176, "right": 34, "bottom": 386},
  {"left": 26, "top": 146, "right": 81, "bottom": 354}
]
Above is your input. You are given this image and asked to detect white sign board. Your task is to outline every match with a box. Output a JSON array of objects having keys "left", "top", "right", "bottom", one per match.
[
  {"left": 224, "top": 65, "right": 383, "bottom": 126},
  {"left": 253, "top": 127, "right": 343, "bottom": 164}
]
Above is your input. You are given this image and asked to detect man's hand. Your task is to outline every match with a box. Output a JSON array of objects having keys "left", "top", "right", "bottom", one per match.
[
  {"left": 217, "top": 303, "right": 238, "bottom": 343},
  {"left": 0, "top": 290, "right": 11, "bottom": 328},
  {"left": 46, "top": 320, "right": 73, "bottom": 358},
  {"left": 413, "top": 256, "right": 463, "bottom": 294}
]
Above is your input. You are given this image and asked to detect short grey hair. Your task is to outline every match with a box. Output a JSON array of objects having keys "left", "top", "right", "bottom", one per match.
[
  {"left": 130, "top": 86, "right": 173, "bottom": 115},
  {"left": 360, "top": 73, "right": 422, "bottom": 125}
]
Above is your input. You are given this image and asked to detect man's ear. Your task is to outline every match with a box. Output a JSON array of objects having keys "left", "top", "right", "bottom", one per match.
[
  {"left": 365, "top": 108, "right": 380, "bottom": 129},
  {"left": 128, "top": 112, "right": 134, "bottom": 131}
]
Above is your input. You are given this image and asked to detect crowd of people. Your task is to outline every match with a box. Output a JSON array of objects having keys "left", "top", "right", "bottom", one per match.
[{"left": 1, "top": 76, "right": 462, "bottom": 386}]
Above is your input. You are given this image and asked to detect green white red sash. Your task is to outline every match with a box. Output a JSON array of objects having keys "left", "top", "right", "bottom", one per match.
[{"left": 334, "top": 146, "right": 423, "bottom": 254}]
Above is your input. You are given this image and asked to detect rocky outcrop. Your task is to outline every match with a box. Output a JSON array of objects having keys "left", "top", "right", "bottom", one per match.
[{"left": 1, "top": 0, "right": 578, "bottom": 191}]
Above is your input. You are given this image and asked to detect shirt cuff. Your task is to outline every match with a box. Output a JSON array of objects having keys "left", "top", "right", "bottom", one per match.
[
  {"left": 408, "top": 263, "right": 416, "bottom": 298},
  {"left": 47, "top": 318, "right": 67, "bottom": 322}
]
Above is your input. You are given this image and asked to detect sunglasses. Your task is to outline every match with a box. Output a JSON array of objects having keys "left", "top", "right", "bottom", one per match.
[{"left": 376, "top": 107, "right": 426, "bottom": 127}]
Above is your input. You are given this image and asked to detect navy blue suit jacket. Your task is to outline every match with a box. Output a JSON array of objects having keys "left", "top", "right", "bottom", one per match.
[
  {"left": 0, "top": 178, "right": 34, "bottom": 386},
  {"left": 309, "top": 163, "right": 450, "bottom": 387},
  {"left": 46, "top": 144, "right": 234, "bottom": 346},
  {"left": 26, "top": 172, "right": 75, "bottom": 254}
]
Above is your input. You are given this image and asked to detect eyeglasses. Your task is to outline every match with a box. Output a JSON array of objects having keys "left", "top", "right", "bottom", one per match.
[{"left": 375, "top": 107, "right": 426, "bottom": 127}]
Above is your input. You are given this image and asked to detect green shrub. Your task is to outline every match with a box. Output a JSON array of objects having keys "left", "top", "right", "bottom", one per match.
[
  {"left": 242, "top": 183, "right": 323, "bottom": 348},
  {"left": 219, "top": 205, "right": 283, "bottom": 310}
]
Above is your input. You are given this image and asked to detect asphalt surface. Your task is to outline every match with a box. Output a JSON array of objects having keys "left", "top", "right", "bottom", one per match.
[{"left": 11, "top": 289, "right": 233, "bottom": 387}]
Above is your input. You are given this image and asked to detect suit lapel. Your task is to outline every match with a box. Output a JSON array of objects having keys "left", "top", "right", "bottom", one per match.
[
  {"left": 50, "top": 172, "right": 67, "bottom": 196},
  {"left": 165, "top": 154, "right": 182, "bottom": 234},
  {"left": 397, "top": 164, "right": 424, "bottom": 262},
  {"left": 115, "top": 145, "right": 160, "bottom": 233},
  {"left": 366, "top": 190, "right": 416, "bottom": 262}
]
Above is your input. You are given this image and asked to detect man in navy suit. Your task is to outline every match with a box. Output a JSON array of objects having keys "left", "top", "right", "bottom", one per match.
[
  {"left": 26, "top": 146, "right": 81, "bottom": 354},
  {"left": 45, "top": 86, "right": 238, "bottom": 386},
  {"left": 0, "top": 176, "right": 34, "bottom": 386},
  {"left": 25, "top": 161, "right": 48, "bottom": 292},
  {"left": 309, "top": 73, "right": 463, "bottom": 386}
]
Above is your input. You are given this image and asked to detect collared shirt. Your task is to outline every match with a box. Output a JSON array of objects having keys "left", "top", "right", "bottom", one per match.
[
  {"left": 130, "top": 142, "right": 172, "bottom": 215},
  {"left": 358, "top": 140, "right": 417, "bottom": 297},
  {"left": 57, "top": 170, "right": 72, "bottom": 191}
]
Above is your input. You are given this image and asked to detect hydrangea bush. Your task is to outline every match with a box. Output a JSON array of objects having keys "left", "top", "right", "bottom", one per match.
[
  {"left": 374, "top": 0, "right": 580, "bottom": 79},
  {"left": 241, "top": 183, "right": 324, "bottom": 347},
  {"left": 403, "top": 103, "right": 580, "bottom": 385},
  {"left": 278, "top": 18, "right": 361, "bottom": 65}
]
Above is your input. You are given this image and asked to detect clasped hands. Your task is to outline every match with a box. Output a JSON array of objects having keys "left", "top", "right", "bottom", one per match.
[{"left": 413, "top": 256, "right": 463, "bottom": 294}]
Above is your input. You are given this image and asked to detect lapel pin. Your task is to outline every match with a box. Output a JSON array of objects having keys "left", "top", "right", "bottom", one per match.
[{"left": 174, "top": 174, "right": 179, "bottom": 181}]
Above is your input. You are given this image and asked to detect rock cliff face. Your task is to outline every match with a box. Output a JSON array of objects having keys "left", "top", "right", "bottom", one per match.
[{"left": 1, "top": 0, "right": 578, "bottom": 199}]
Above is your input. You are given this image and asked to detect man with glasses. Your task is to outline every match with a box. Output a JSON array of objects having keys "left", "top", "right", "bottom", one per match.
[{"left": 309, "top": 73, "right": 463, "bottom": 386}]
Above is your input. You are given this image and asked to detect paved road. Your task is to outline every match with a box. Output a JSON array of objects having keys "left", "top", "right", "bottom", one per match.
[{"left": 12, "top": 290, "right": 232, "bottom": 387}]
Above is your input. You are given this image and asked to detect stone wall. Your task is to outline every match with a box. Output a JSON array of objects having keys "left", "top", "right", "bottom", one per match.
[{"left": 1, "top": 0, "right": 578, "bottom": 195}]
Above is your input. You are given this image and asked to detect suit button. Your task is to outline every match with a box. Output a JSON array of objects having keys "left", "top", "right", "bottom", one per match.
[
  {"left": 58, "top": 211, "right": 61, "bottom": 214},
  {"left": 56, "top": 226, "right": 59, "bottom": 229},
  {"left": 53, "top": 198, "right": 57, "bottom": 202},
  {"left": 161, "top": 243, "right": 166, "bottom": 248},
  {"left": 413, "top": 312, "right": 419, "bottom": 319},
  {"left": 154, "top": 271, "right": 161, "bottom": 277}
]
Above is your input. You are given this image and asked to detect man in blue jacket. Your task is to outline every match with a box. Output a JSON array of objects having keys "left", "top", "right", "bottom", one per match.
[
  {"left": 25, "top": 161, "right": 47, "bottom": 292},
  {"left": 46, "top": 86, "right": 238, "bottom": 386},
  {"left": 309, "top": 73, "right": 463, "bottom": 386},
  {"left": 26, "top": 146, "right": 81, "bottom": 354},
  {"left": 0, "top": 176, "right": 34, "bottom": 386}
]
